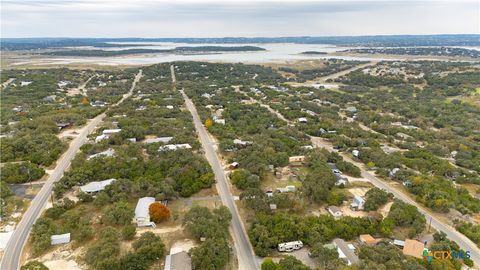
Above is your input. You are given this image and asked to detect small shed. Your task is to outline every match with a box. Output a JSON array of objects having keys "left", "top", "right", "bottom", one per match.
[{"left": 51, "top": 233, "right": 71, "bottom": 245}]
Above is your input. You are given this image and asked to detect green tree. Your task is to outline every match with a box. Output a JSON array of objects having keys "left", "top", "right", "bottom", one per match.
[
  {"left": 191, "top": 238, "right": 230, "bottom": 270},
  {"left": 21, "top": 261, "right": 49, "bottom": 270}
]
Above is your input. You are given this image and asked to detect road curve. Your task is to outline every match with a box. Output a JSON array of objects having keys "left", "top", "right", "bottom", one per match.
[
  {"left": 1, "top": 70, "right": 142, "bottom": 270},
  {"left": 174, "top": 66, "right": 258, "bottom": 270}
]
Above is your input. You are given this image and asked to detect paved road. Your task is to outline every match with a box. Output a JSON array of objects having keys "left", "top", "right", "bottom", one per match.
[
  {"left": 0, "top": 70, "right": 142, "bottom": 270},
  {"left": 175, "top": 67, "right": 259, "bottom": 270}
]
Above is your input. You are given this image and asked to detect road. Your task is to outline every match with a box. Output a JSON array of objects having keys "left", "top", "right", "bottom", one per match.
[
  {"left": 311, "top": 137, "right": 480, "bottom": 267},
  {"left": 234, "top": 61, "right": 480, "bottom": 266},
  {"left": 316, "top": 61, "right": 377, "bottom": 83},
  {"left": 174, "top": 67, "right": 259, "bottom": 270},
  {"left": 0, "top": 70, "right": 142, "bottom": 270}
]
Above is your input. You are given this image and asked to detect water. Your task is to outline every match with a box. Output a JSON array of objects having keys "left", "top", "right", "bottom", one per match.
[{"left": 20, "top": 43, "right": 480, "bottom": 66}]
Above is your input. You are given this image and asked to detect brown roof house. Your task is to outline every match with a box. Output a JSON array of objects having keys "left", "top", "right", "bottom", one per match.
[
  {"left": 359, "top": 234, "right": 377, "bottom": 246},
  {"left": 402, "top": 239, "right": 425, "bottom": 259}
]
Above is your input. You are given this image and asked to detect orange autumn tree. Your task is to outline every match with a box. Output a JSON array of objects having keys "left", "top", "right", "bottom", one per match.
[{"left": 149, "top": 202, "right": 171, "bottom": 223}]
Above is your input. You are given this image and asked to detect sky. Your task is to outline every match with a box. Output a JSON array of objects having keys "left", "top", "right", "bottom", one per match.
[{"left": 1, "top": 0, "right": 479, "bottom": 38}]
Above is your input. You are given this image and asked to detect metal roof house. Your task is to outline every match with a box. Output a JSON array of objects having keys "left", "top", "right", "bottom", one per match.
[
  {"left": 51, "top": 233, "right": 71, "bottom": 245},
  {"left": 350, "top": 196, "right": 365, "bottom": 211},
  {"left": 143, "top": 137, "right": 173, "bottom": 144},
  {"left": 333, "top": 238, "right": 359, "bottom": 265},
  {"left": 87, "top": 148, "right": 115, "bottom": 160},
  {"left": 134, "top": 197, "right": 156, "bottom": 227},
  {"left": 80, "top": 179, "right": 116, "bottom": 194},
  {"left": 165, "top": 251, "right": 192, "bottom": 270},
  {"left": 158, "top": 144, "right": 192, "bottom": 152},
  {"left": 327, "top": 206, "right": 343, "bottom": 218}
]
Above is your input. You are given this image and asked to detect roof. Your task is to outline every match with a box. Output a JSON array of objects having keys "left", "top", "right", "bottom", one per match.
[
  {"left": 402, "top": 239, "right": 425, "bottom": 259},
  {"left": 158, "top": 144, "right": 192, "bottom": 151},
  {"left": 80, "top": 178, "right": 116, "bottom": 193},
  {"left": 333, "top": 238, "right": 359, "bottom": 264},
  {"left": 359, "top": 234, "right": 376, "bottom": 245},
  {"left": 393, "top": 239, "right": 405, "bottom": 247},
  {"left": 102, "top": 129, "right": 121, "bottom": 135},
  {"left": 51, "top": 233, "right": 71, "bottom": 245},
  {"left": 143, "top": 137, "right": 173, "bottom": 144},
  {"left": 328, "top": 206, "right": 342, "bottom": 213},
  {"left": 135, "top": 197, "right": 155, "bottom": 219},
  {"left": 165, "top": 251, "right": 192, "bottom": 270},
  {"left": 87, "top": 148, "right": 115, "bottom": 160}
]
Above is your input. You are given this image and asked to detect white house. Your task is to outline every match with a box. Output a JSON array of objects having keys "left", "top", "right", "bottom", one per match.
[
  {"left": 95, "top": 134, "right": 108, "bottom": 142},
  {"left": 278, "top": 241, "right": 303, "bottom": 252},
  {"left": 298, "top": 117, "right": 308, "bottom": 123},
  {"left": 328, "top": 206, "right": 343, "bottom": 218},
  {"left": 158, "top": 144, "right": 192, "bottom": 152},
  {"left": 134, "top": 197, "right": 156, "bottom": 227},
  {"left": 51, "top": 233, "right": 71, "bottom": 245},
  {"left": 350, "top": 196, "right": 365, "bottom": 211},
  {"left": 102, "top": 129, "right": 121, "bottom": 135},
  {"left": 352, "top": 150, "right": 360, "bottom": 157},
  {"left": 80, "top": 179, "right": 116, "bottom": 194},
  {"left": 87, "top": 148, "right": 115, "bottom": 160}
]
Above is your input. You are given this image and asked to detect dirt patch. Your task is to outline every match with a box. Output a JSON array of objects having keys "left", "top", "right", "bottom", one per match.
[{"left": 378, "top": 201, "right": 393, "bottom": 217}]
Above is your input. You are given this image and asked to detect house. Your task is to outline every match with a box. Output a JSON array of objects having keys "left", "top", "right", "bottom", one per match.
[
  {"left": 166, "top": 105, "right": 174, "bottom": 109},
  {"left": 229, "top": 162, "right": 239, "bottom": 170},
  {"left": 270, "top": 204, "right": 277, "bottom": 210},
  {"left": 402, "top": 239, "right": 425, "bottom": 259},
  {"left": 389, "top": 168, "right": 400, "bottom": 178},
  {"left": 265, "top": 190, "right": 273, "bottom": 197},
  {"left": 359, "top": 234, "right": 377, "bottom": 246},
  {"left": 333, "top": 238, "right": 359, "bottom": 265},
  {"left": 393, "top": 239, "right": 405, "bottom": 247},
  {"left": 350, "top": 196, "right": 365, "bottom": 211},
  {"left": 51, "top": 233, "right": 71, "bottom": 245},
  {"left": 158, "top": 144, "right": 192, "bottom": 152},
  {"left": 20, "top": 81, "right": 32, "bottom": 86},
  {"left": 352, "top": 150, "right": 360, "bottom": 158},
  {"left": 213, "top": 116, "right": 225, "bottom": 125},
  {"left": 165, "top": 251, "right": 192, "bottom": 270},
  {"left": 233, "top": 139, "right": 253, "bottom": 147},
  {"left": 95, "top": 134, "right": 108, "bottom": 142},
  {"left": 335, "top": 176, "right": 348, "bottom": 187},
  {"left": 127, "top": 138, "right": 137, "bottom": 142},
  {"left": 276, "top": 185, "right": 296, "bottom": 193},
  {"left": 91, "top": 100, "right": 107, "bottom": 107},
  {"left": 56, "top": 122, "right": 71, "bottom": 130},
  {"left": 346, "top": 106, "right": 357, "bottom": 113},
  {"left": 80, "top": 179, "right": 116, "bottom": 194},
  {"left": 87, "top": 148, "right": 115, "bottom": 160},
  {"left": 289, "top": 156, "right": 305, "bottom": 163},
  {"left": 102, "top": 129, "right": 121, "bottom": 135},
  {"left": 134, "top": 197, "right": 156, "bottom": 227},
  {"left": 298, "top": 117, "right": 308, "bottom": 123},
  {"left": 327, "top": 206, "right": 343, "bottom": 218},
  {"left": 278, "top": 241, "right": 303, "bottom": 252},
  {"left": 143, "top": 137, "right": 173, "bottom": 144}
]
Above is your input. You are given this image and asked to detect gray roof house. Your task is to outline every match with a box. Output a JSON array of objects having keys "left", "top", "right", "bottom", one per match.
[
  {"left": 80, "top": 179, "right": 116, "bottom": 194},
  {"left": 333, "top": 238, "right": 359, "bottom": 265},
  {"left": 165, "top": 251, "right": 192, "bottom": 270}
]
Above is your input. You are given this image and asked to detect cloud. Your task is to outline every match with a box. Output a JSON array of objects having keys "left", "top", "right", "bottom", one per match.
[{"left": 1, "top": 0, "right": 479, "bottom": 37}]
